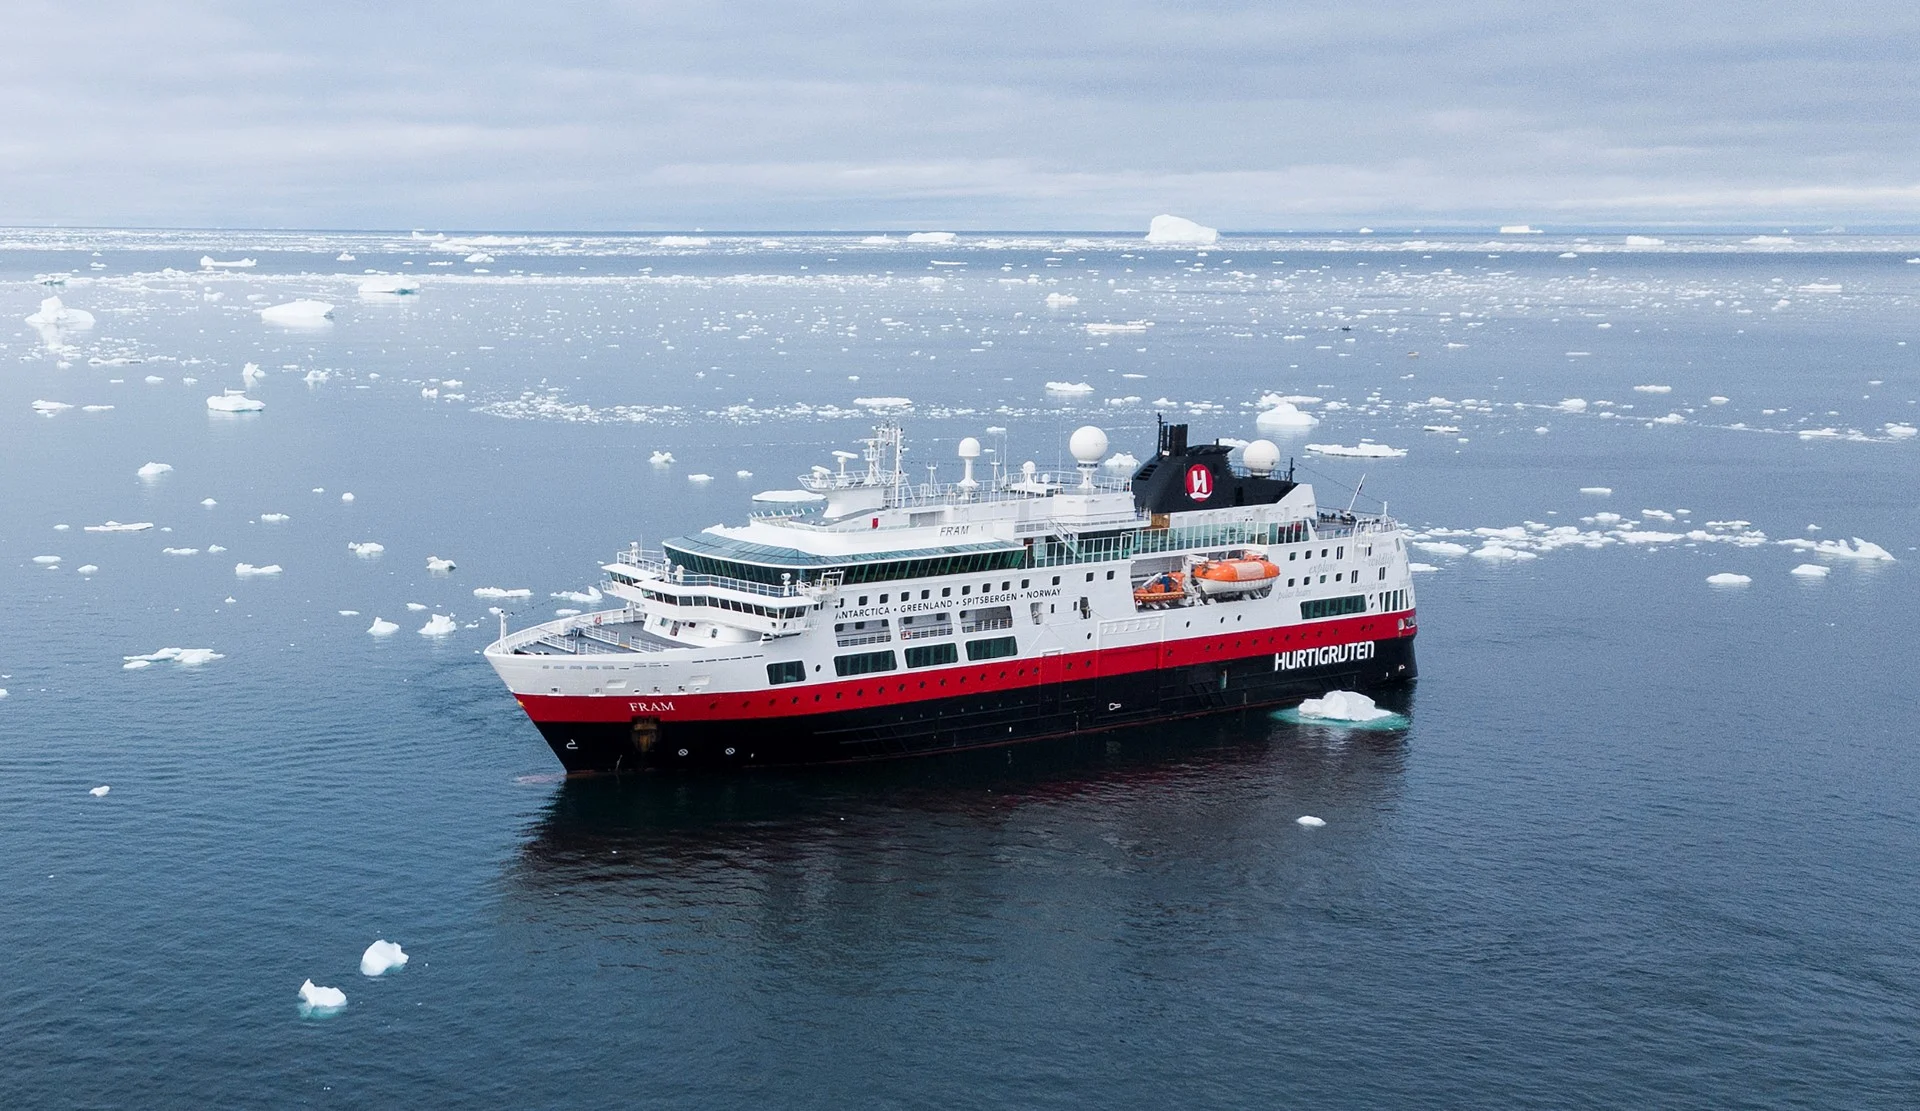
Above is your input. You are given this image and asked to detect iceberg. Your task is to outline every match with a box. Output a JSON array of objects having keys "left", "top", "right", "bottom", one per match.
[
  {"left": 1706, "top": 573, "right": 1752, "bottom": 585},
  {"left": 1045, "top": 381, "right": 1095, "bottom": 395},
  {"left": 24, "top": 296, "right": 95, "bottom": 328},
  {"left": 206, "top": 391, "right": 265, "bottom": 412},
  {"left": 425, "top": 556, "right": 457, "bottom": 573},
  {"left": 367, "top": 617, "right": 399, "bottom": 636},
  {"left": 1306, "top": 443, "right": 1406, "bottom": 458},
  {"left": 234, "top": 563, "right": 283, "bottom": 576},
  {"left": 464, "top": 252, "right": 494, "bottom": 264},
  {"left": 649, "top": 450, "right": 675, "bottom": 465},
  {"left": 357, "top": 276, "right": 418, "bottom": 296},
  {"left": 1044, "top": 292, "right": 1079, "bottom": 305},
  {"left": 123, "top": 647, "right": 224, "bottom": 667},
  {"left": 259, "top": 300, "right": 334, "bottom": 325},
  {"left": 1498, "top": 225, "right": 1543, "bottom": 235},
  {"left": 1790, "top": 564, "right": 1830, "bottom": 577},
  {"left": 1296, "top": 815, "right": 1326, "bottom": 827},
  {"left": 419, "top": 614, "right": 457, "bottom": 636},
  {"left": 199, "top": 256, "right": 256, "bottom": 268},
  {"left": 1102, "top": 451, "right": 1140, "bottom": 470},
  {"left": 360, "top": 940, "right": 408, "bottom": 976},
  {"left": 905, "top": 231, "right": 956, "bottom": 244},
  {"left": 297, "top": 979, "right": 346, "bottom": 1013},
  {"left": 1145, "top": 215, "right": 1219, "bottom": 245},
  {"left": 90, "top": 785, "right": 110, "bottom": 797},
  {"left": 473, "top": 587, "right": 531, "bottom": 599},
  {"left": 1625, "top": 235, "right": 1666, "bottom": 246},
  {"left": 1297, "top": 690, "right": 1393, "bottom": 721},
  {"left": 136, "top": 462, "right": 173, "bottom": 478},
  {"left": 1255, "top": 402, "right": 1318, "bottom": 431},
  {"left": 551, "top": 586, "right": 604, "bottom": 604}
]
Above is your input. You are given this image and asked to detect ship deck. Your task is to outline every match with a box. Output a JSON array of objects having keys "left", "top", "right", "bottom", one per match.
[{"left": 510, "top": 619, "right": 678, "bottom": 656}]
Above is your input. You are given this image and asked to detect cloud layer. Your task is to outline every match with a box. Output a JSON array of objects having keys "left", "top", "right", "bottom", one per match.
[{"left": 5, "top": 0, "right": 1918, "bottom": 229}]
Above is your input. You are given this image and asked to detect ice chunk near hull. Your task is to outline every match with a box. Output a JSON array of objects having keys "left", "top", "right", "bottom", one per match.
[
  {"left": 360, "top": 940, "right": 408, "bottom": 976},
  {"left": 1145, "top": 214, "right": 1219, "bottom": 245},
  {"left": 1298, "top": 690, "right": 1395, "bottom": 722}
]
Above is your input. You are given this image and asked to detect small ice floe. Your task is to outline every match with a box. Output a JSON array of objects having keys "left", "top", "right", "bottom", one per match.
[
  {"left": 906, "top": 231, "right": 957, "bottom": 244},
  {"left": 340, "top": 492, "right": 355, "bottom": 502},
  {"left": 854, "top": 396, "right": 912, "bottom": 409},
  {"left": 297, "top": 979, "right": 346, "bottom": 1014},
  {"left": 1299, "top": 690, "right": 1395, "bottom": 721},
  {"left": 200, "top": 256, "right": 256, "bottom": 269},
  {"left": 85, "top": 521, "right": 153, "bottom": 532},
  {"left": 1145, "top": 214, "right": 1219, "bottom": 245},
  {"left": 1471, "top": 544, "right": 1538, "bottom": 562},
  {"left": 406, "top": 602, "right": 428, "bottom": 611},
  {"left": 357, "top": 276, "right": 418, "bottom": 296},
  {"left": 81, "top": 404, "right": 114, "bottom": 412},
  {"left": 161, "top": 547, "right": 199, "bottom": 556},
  {"left": 1306, "top": 443, "right": 1407, "bottom": 459},
  {"left": 1499, "top": 224, "right": 1542, "bottom": 234},
  {"left": 425, "top": 556, "right": 456, "bottom": 573},
  {"left": 202, "top": 498, "right": 218, "bottom": 507},
  {"left": 1256, "top": 402, "right": 1318, "bottom": 431},
  {"left": 1781, "top": 537, "right": 1897, "bottom": 562},
  {"left": 649, "top": 450, "right": 675, "bottom": 465},
  {"left": 259, "top": 300, "right": 334, "bottom": 325},
  {"left": 1408, "top": 562, "right": 1440, "bottom": 572},
  {"left": 33, "top": 554, "right": 62, "bottom": 565},
  {"left": 209, "top": 545, "right": 226, "bottom": 553},
  {"left": 1045, "top": 381, "right": 1095, "bottom": 395},
  {"left": 1557, "top": 398, "right": 1589, "bottom": 413},
  {"left": 1706, "top": 573, "right": 1752, "bottom": 585},
  {"left": 1295, "top": 815, "right": 1326, "bottom": 828},
  {"left": 76, "top": 564, "right": 98, "bottom": 575},
  {"left": 1625, "top": 235, "right": 1666, "bottom": 246},
  {"left": 555, "top": 608, "right": 581, "bottom": 617},
  {"left": 242, "top": 362, "right": 266, "bottom": 382},
  {"left": 25, "top": 296, "right": 95, "bottom": 328},
  {"left": 1102, "top": 451, "right": 1140, "bottom": 470},
  {"left": 144, "top": 375, "right": 166, "bottom": 385},
  {"left": 473, "top": 587, "right": 531, "bottom": 599},
  {"left": 1633, "top": 384, "right": 1673, "bottom": 394},
  {"left": 1422, "top": 425, "right": 1460, "bottom": 434},
  {"left": 337, "top": 251, "right": 356, "bottom": 261},
  {"left": 234, "top": 563, "right": 283, "bottom": 576},
  {"left": 735, "top": 470, "right": 753, "bottom": 478},
  {"left": 206, "top": 391, "right": 265, "bottom": 412},
  {"left": 418, "top": 614, "right": 456, "bottom": 636},
  {"left": 259, "top": 513, "right": 289, "bottom": 523},
  {"left": 1887, "top": 423, "right": 1918, "bottom": 439},
  {"left": 551, "top": 587, "right": 602, "bottom": 604},
  {"left": 123, "top": 647, "right": 224, "bottom": 667},
  {"left": 1084, "top": 322, "right": 1150, "bottom": 335},
  {"left": 1413, "top": 541, "right": 1469, "bottom": 556},
  {"left": 347, "top": 541, "right": 383, "bottom": 557},
  {"left": 687, "top": 473, "right": 714, "bottom": 483},
  {"left": 658, "top": 235, "right": 710, "bottom": 247},
  {"left": 32, "top": 399, "right": 74, "bottom": 413},
  {"left": 1044, "top": 292, "right": 1079, "bottom": 306},
  {"left": 136, "top": 462, "right": 174, "bottom": 478},
  {"left": 359, "top": 939, "right": 408, "bottom": 977},
  {"left": 1580, "top": 487, "right": 1612, "bottom": 495},
  {"left": 90, "top": 785, "right": 110, "bottom": 797},
  {"left": 1790, "top": 563, "right": 1831, "bottom": 578},
  {"left": 367, "top": 617, "right": 399, "bottom": 636},
  {"left": 464, "top": 252, "right": 493, "bottom": 264},
  {"left": 303, "top": 369, "right": 331, "bottom": 385},
  {"left": 338, "top": 610, "right": 360, "bottom": 616}
]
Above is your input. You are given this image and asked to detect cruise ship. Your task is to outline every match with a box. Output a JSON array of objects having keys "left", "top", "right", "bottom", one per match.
[{"left": 485, "top": 421, "right": 1417, "bottom": 771}]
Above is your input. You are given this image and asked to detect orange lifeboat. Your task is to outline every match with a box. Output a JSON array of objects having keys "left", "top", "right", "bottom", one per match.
[
  {"left": 1133, "top": 570, "right": 1187, "bottom": 608},
  {"left": 1191, "top": 553, "right": 1280, "bottom": 598}
]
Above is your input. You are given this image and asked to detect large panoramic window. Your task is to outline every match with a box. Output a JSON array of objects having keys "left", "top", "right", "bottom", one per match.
[
  {"left": 833, "top": 650, "right": 898, "bottom": 677},
  {"left": 766, "top": 660, "right": 806, "bottom": 685},
  {"left": 965, "top": 636, "right": 1019, "bottom": 661},
  {"left": 1300, "top": 595, "right": 1367, "bottom": 620},
  {"left": 905, "top": 643, "right": 959, "bottom": 669}
]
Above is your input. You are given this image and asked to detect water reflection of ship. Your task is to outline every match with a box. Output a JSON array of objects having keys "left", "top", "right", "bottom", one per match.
[{"left": 506, "top": 692, "right": 1415, "bottom": 898}]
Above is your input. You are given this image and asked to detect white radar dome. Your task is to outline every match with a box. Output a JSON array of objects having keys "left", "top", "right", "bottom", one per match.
[
  {"left": 1069, "top": 425, "right": 1109, "bottom": 465},
  {"left": 1243, "top": 439, "right": 1282, "bottom": 476},
  {"left": 957, "top": 436, "right": 982, "bottom": 459}
]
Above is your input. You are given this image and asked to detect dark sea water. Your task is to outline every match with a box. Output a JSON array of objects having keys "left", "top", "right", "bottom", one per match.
[{"left": 2, "top": 230, "right": 1917, "bottom": 1107}]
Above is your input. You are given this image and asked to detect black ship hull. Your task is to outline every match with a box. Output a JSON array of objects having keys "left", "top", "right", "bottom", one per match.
[{"left": 531, "top": 635, "right": 1416, "bottom": 773}]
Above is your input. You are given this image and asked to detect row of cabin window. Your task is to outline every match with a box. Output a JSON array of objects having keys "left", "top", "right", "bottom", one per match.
[
  {"left": 667, "top": 548, "right": 1029, "bottom": 587},
  {"left": 842, "top": 570, "right": 1123, "bottom": 609},
  {"left": 768, "top": 637, "right": 1020, "bottom": 684},
  {"left": 1381, "top": 588, "right": 1411, "bottom": 612},
  {"left": 1299, "top": 594, "right": 1367, "bottom": 620}
]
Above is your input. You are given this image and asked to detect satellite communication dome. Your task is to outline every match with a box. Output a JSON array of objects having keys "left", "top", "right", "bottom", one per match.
[
  {"left": 1243, "top": 438, "right": 1282, "bottom": 476},
  {"left": 957, "top": 436, "right": 982, "bottom": 459},
  {"left": 1069, "top": 425, "right": 1109, "bottom": 465}
]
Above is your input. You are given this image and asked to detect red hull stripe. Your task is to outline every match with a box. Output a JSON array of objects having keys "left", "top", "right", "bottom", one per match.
[{"left": 515, "top": 611, "right": 1415, "bottom": 725}]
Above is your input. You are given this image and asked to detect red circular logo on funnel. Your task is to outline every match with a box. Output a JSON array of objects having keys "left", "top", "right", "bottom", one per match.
[{"left": 1185, "top": 464, "right": 1213, "bottom": 501}]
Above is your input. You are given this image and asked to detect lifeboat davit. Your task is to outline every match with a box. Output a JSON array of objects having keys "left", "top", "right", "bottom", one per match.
[
  {"left": 1191, "top": 554, "right": 1280, "bottom": 598},
  {"left": 1133, "top": 570, "right": 1187, "bottom": 608}
]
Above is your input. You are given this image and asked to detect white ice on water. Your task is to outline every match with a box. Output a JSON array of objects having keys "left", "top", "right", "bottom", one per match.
[
  {"left": 77, "top": 565, "right": 98, "bottom": 574},
  {"left": 1298, "top": 690, "right": 1393, "bottom": 721},
  {"left": 473, "top": 587, "right": 531, "bottom": 599},
  {"left": 1580, "top": 487, "right": 1613, "bottom": 495},
  {"left": 1790, "top": 564, "right": 1830, "bottom": 577},
  {"left": 85, "top": 521, "right": 152, "bottom": 533},
  {"left": 1045, "top": 381, "right": 1095, "bottom": 394},
  {"left": 136, "top": 462, "right": 174, "bottom": 478},
  {"left": 347, "top": 542, "right": 384, "bottom": 556},
  {"left": 358, "top": 276, "right": 418, "bottom": 296},
  {"left": 32, "top": 400, "right": 74, "bottom": 412},
  {"left": 1779, "top": 537, "right": 1895, "bottom": 561},
  {"left": 90, "top": 785, "right": 110, "bottom": 797},
  {"left": 359, "top": 940, "right": 408, "bottom": 976},
  {"left": 1706, "top": 573, "right": 1752, "bottom": 585},
  {"left": 199, "top": 256, "right": 256, "bottom": 269},
  {"left": 24, "top": 296, "right": 95, "bottom": 328},
  {"left": 367, "top": 618, "right": 399, "bottom": 636},
  {"left": 298, "top": 980, "right": 346, "bottom": 1011},
  {"left": 32, "top": 555, "right": 61, "bottom": 565},
  {"left": 259, "top": 300, "right": 334, "bottom": 325},
  {"left": 551, "top": 587, "right": 603, "bottom": 604},
  {"left": 1102, "top": 452, "right": 1140, "bottom": 470},
  {"left": 425, "top": 556, "right": 456, "bottom": 573},
  {"left": 906, "top": 231, "right": 956, "bottom": 244},
  {"left": 1145, "top": 215, "right": 1219, "bottom": 245},
  {"left": 206, "top": 392, "right": 265, "bottom": 412},
  {"left": 1307, "top": 442, "right": 1406, "bottom": 458},
  {"left": 1255, "top": 402, "right": 1318, "bottom": 431},
  {"left": 124, "top": 647, "right": 224, "bottom": 667},
  {"left": 259, "top": 513, "right": 289, "bottom": 522},
  {"left": 234, "top": 563, "right": 283, "bottom": 576},
  {"left": 419, "top": 614, "right": 456, "bottom": 636},
  {"left": 1296, "top": 815, "right": 1327, "bottom": 828}
]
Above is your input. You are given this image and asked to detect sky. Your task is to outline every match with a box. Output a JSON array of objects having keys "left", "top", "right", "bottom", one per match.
[{"left": 4, "top": 0, "right": 1918, "bottom": 231}]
